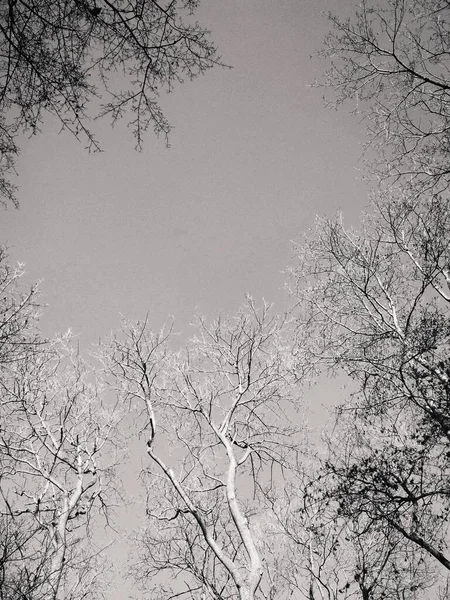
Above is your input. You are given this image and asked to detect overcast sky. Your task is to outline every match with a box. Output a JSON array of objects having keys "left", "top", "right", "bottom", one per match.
[{"left": 0, "top": 0, "right": 367, "bottom": 348}]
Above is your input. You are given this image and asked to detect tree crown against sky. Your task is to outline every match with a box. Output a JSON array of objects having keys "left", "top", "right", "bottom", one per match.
[
  {"left": 4, "top": 190, "right": 450, "bottom": 599},
  {"left": 0, "top": 249, "right": 126, "bottom": 599},
  {"left": 4, "top": 0, "right": 450, "bottom": 598},
  {"left": 0, "top": 0, "right": 223, "bottom": 207},
  {"left": 98, "top": 301, "right": 302, "bottom": 600},
  {"left": 319, "top": 0, "right": 450, "bottom": 197},
  {"left": 288, "top": 193, "right": 450, "bottom": 599}
]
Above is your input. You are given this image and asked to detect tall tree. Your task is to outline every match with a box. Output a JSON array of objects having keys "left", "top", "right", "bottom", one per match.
[
  {"left": 320, "top": 0, "right": 450, "bottom": 196},
  {"left": 0, "top": 250, "right": 124, "bottom": 599},
  {"left": 100, "top": 300, "right": 300, "bottom": 600},
  {"left": 0, "top": 0, "right": 222, "bottom": 207},
  {"left": 288, "top": 192, "right": 450, "bottom": 597}
]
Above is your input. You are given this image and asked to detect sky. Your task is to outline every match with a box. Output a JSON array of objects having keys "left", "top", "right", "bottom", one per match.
[
  {"left": 0, "top": 0, "right": 367, "bottom": 348},
  {"left": 0, "top": 1, "right": 370, "bottom": 596}
]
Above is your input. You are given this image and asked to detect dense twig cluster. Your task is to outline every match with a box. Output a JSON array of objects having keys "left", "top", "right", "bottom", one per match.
[
  {"left": 288, "top": 193, "right": 450, "bottom": 599},
  {"left": 0, "top": 0, "right": 222, "bottom": 206},
  {"left": 0, "top": 248, "right": 124, "bottom": 599},
  {"left": 99, "top": 301, "right": 301, "bottom": 600},
  {"left": 319, "top": 0, "right": 450, "bottom": 196}
]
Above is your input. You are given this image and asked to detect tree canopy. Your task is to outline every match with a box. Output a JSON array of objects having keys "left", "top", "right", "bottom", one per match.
[
  {"left": 3, "top": 0, "right": 450, "bottom": 598},
  {"left": 320, "top": 0, "right": 450, "bottom": 196},
  {"left": 288, "top": 192, "right": 450, "bottom": 599},
  {"left": 0, "top": 0, "right": 222, "bottom": 207}
]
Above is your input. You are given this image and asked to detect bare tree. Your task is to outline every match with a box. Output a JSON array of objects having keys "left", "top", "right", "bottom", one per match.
[
  {"left": 265, "top": 463, "right": 431, "bottom": 600},
  {"left": 0, "top": 334, "right": 125, "bottom": 599},
  {"left": 0, "top": 0, "right": 223, "bottom": 207},
  {"left": 288, "top": 192, "right": 450, "bottom": 595},
  {"left": 319, "top": 0, "right": 450, "bottom": 195},
  {"left": 0, "top": 251, "right": 125, "bottom": 599},
  {"left": 100, "top": 300, "right": 301, "bottom": 600},
  {"left": 0, "top": 513, "right": 50, "bottom": 600},
  {"left": 0, "top": 246, "right": 42, "bottom": 366}
]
